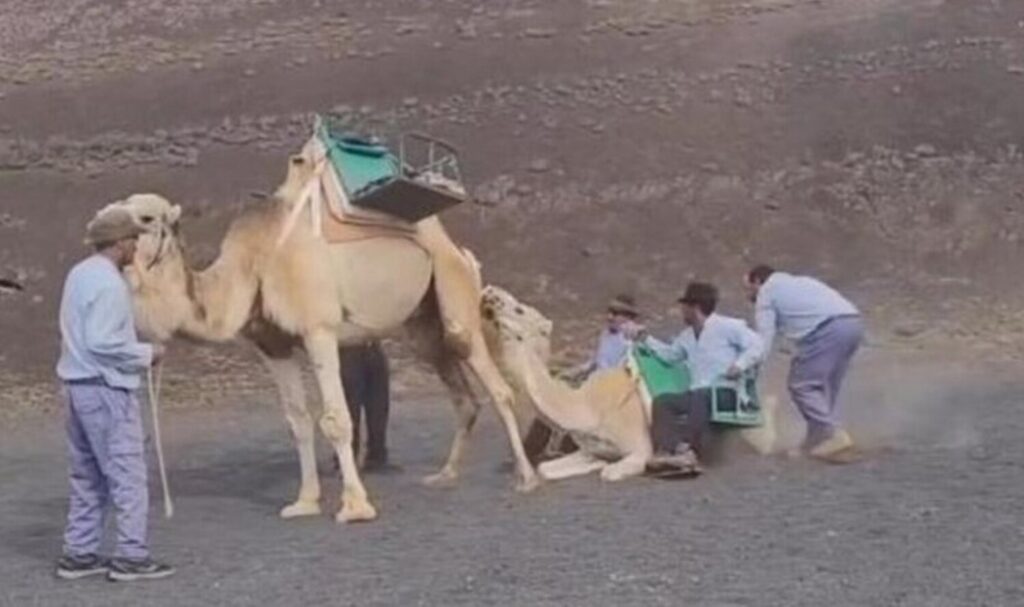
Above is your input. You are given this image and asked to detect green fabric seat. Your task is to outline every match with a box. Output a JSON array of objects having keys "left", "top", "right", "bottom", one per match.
[
  {"left": 314, "top": 117, "right": 467, "bottom": 222},
  {"left": 630, "top": 344, "right": 691, "bottom": 398},
  {"left": 629, "top": 345, "right": 763, "bottom": 428},
  {"left": 316, "top": 124, "right": 399, "bottom": 197},
  {"left": 708, "top": 367, "right": 764, "bottom": 427}
]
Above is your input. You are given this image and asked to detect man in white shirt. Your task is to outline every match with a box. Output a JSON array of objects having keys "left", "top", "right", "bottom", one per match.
[
  {"left": 629, "top": 282, "right": 764, "bottom": 474},
  {"left": 745, "top": 264, "right": 864, "bottom": 461}
]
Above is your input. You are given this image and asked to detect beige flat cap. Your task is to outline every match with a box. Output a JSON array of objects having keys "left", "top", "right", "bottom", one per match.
[{"left": 84, "top": 207, "right": 147, "bottom": 246}]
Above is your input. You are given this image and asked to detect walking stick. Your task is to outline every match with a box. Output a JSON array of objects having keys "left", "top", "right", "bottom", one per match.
[{"left": 147, "top": 361, "right": 174, "bottom": 518}]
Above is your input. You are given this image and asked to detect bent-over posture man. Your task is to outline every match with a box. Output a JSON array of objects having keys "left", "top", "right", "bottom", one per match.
[
  {"left": 630, "top": 282, "right": 764, "bottom": 475},
  {"left": 55, "top": 207, "right": 174, "bottom": 582},
  {"left": 745, "top": 264, "right": 863, "bottom": 461}
]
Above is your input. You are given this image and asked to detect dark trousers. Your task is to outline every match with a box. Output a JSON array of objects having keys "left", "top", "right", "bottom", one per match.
[
  {"left": 651, "top": 388, "right": 737, "bottom": 459},
  {"left": 523, "top": 419, "right": 578, "bottom": 465},
  {"left": 340, "top": 342, "right": 390, "bottom": 462}
]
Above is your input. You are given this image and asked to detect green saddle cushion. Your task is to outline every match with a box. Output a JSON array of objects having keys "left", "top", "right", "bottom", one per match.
[
  {"left": 317, "top": 125, "right": 399, "bottom": 197},
  {"left": 631, "top": 345, "right": 691, "bottom": 399}
]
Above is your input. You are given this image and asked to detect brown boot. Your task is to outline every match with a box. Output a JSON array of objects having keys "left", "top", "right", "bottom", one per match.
[{"left": 809, "top": 428, "right": 859, "bottom": 463}]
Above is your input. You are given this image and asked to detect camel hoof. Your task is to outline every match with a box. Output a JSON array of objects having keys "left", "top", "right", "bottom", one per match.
[
  {"left": 514, "top": 473, "right": 541, "bottom": 494},
  {"left": 336, "top": 500, "right": 378, "bottom": 524},
  {"left": 600, "top": 465, "right": 631, "bottom": 482},
  {"left": 280, "top": 500, "right": 322, "bottom": 519},
  {"left": 422, "top": 470, "right": 458, "bottom": 488}
]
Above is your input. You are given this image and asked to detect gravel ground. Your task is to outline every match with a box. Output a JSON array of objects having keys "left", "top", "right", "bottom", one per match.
[
  {"left": 1, "top": 354, "right": 1022, "bottom": 606},
  {"left": 2, "top": 1, "right": 1024, "bottom": 604}
]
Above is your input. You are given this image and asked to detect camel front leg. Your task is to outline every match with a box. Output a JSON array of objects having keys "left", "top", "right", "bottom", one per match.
[
  {"left": 538, "top": 451, "right": 606, "bottom": 481},
  {"left": 464, "top": 335, "right": 539, "bottom": 492},
  {"left": 424, "top": 362, "right": 482, "bottom": 487},
  {"left": 259, "top": 351, "right": 322, "bottom": 518},
  {"left": 305, "top": 331, "right": 377, "bottom": 523},
  {"left": 600, "top": 453, "right": 649, "bottom": 482}
]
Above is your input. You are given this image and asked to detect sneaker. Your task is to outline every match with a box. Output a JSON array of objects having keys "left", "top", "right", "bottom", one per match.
[
  {"left": 55, "top": 554, "right": 109, "bottom": 580},
  {"left": 107, "top": 558, "right": 175, "bottom": 582}
]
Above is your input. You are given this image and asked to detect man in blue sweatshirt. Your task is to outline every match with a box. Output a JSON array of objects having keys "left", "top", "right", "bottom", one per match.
[
  {"left": 55, "top": 207, "right": 174, "bottom": 581},
  {"left": 745, "top": 264, "right": 863, "bottom": 461}
]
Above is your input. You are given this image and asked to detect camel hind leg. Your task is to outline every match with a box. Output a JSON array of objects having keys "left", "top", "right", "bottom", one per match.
[
  {"left": 406, "top": 302, "right": 484, "bottom": 487},
  {"left": 463, "top": 332, "right": 539, "bottom": 492},
  {"left": 424, "top": 360, "right": 483, "bottom": 487}
]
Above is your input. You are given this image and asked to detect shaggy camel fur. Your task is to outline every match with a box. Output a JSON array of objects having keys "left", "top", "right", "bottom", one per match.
[
  {"left": 480, "top": 285, "right": 780, "bottom": 482},
  {"left": 108, "top": 156, "right": 535, "bottom": 523}
]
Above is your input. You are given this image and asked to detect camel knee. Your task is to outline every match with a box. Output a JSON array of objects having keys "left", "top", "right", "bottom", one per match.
[
  {"left": 490, "top": 386, "right": 515, "bottom": 412},
  {"left": 319, "top": 411, "right": 352, "bottom": 443},
  {"left": 458, "top": 402, "right": 481, "bottom": 429}
]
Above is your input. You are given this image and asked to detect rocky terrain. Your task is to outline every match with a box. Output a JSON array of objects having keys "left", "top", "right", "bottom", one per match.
[
  {"left": 3, "top": 1, "right": 1024, "bottom": 422},
  {"left": 2, "top": 1, "right": 1024, "bottom": 605}
]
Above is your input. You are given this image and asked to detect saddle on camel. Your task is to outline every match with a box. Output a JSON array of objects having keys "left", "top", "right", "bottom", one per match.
[{"left": 283, "top": 116, "right": 468, "bottom": 246}]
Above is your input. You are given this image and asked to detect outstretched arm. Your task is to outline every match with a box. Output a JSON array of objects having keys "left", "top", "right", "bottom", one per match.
[
  {"left": 642, "top": 333, "right": 687, "bottom": 364},
  {"left": 730, "top": 321, "right": 765, "bottom": 373},
  {"left": 754, "top": 292, "right": 778, "bottom": 355}
]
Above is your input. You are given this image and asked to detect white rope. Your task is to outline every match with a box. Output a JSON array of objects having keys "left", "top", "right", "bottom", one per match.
[
  {"left": 147, "top": 362, "right": 174, "bottom": 518},
  {"left": 274, "top": 156, "right": 329, "bottom": 249}
]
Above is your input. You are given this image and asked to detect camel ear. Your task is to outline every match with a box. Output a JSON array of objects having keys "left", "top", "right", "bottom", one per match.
[{"left": 169, "top": 204, "right": 182, "bottom": 225}]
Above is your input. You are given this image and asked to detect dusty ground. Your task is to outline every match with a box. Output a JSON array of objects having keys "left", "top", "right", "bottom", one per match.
[
  {"left": 1, "top": 0, "right": 1023, "bottom": 604},
  {"left": 1, "top": 352, "right": 1022, "bottom": 606}
]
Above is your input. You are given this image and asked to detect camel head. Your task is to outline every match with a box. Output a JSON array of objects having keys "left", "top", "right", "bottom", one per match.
[
  {"left": 275, "top": 135, "right": 323, "bottom": 203},
  {"left": 480, "top": 285, "right": 553, "bottom": 367},
  {"left": 105, "top": 193, "right": 193, "bottom": 341}
]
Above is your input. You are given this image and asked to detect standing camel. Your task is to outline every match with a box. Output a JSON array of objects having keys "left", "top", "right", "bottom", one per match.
[{"left": 111, "top": 148, "right": 536, "bottom": 523}]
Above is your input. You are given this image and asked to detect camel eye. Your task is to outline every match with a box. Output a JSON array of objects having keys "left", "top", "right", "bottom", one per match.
[
  {"left": 139, "top": 215, "right": 154, "bottom": 224},
  {"left": 483, "top": 307, "right": 495, "bottom": 321},
  {"left": 290, "top": 155, "right": 305, "bottom": 166},
  {"left": 515, "top": 306, "right": 524, "bottom": 315}
]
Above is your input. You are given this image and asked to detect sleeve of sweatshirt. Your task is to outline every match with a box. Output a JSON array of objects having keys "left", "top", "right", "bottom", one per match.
[
  {"left": 83, "top": 285, "right": 154, "bottom": 373},
  {"left": 754, "top": 287, "right": 778, "bottom": 355},
  {"left": 730, "top": 320, "right": 765, "bottom": 372},
  {"left": 642, "top": 333, "right": 688, "bottom": 364}
]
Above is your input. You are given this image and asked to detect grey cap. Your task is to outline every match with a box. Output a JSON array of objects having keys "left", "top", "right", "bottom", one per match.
[{"left": 84, "top": 207, "right": 147, "bottom": 246}]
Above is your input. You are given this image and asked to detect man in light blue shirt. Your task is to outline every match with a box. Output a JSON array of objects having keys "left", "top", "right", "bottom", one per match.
[
  {"left": 630, "top": 282, "right": 764, "bottom": 474},
  {"left": 746, "top": 264, "right": 863, "bottom": 461},
  {"left": 580, "top": 294, "right": 639, "bottom": 377},
  {"left": 54, "top": 207, "right": 174, "bottom": 582}
]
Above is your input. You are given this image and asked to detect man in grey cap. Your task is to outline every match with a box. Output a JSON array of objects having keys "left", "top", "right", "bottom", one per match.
[
  {"left": 745, "top": 264, "right": 863, "bottom": 461},
  {"left": 54, "top": 206, "right": 174, "bottom": 582}
]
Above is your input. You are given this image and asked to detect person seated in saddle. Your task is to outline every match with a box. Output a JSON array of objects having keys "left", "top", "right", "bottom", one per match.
[
  {"left": 626, "top": 282, "right": 765, "bottom": 474},
  {"left": 563, "top": 293, "right": 641, "bottom": 383},
  {"left": 524, "top": 294, "right": 641, "bottom": 464}
]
